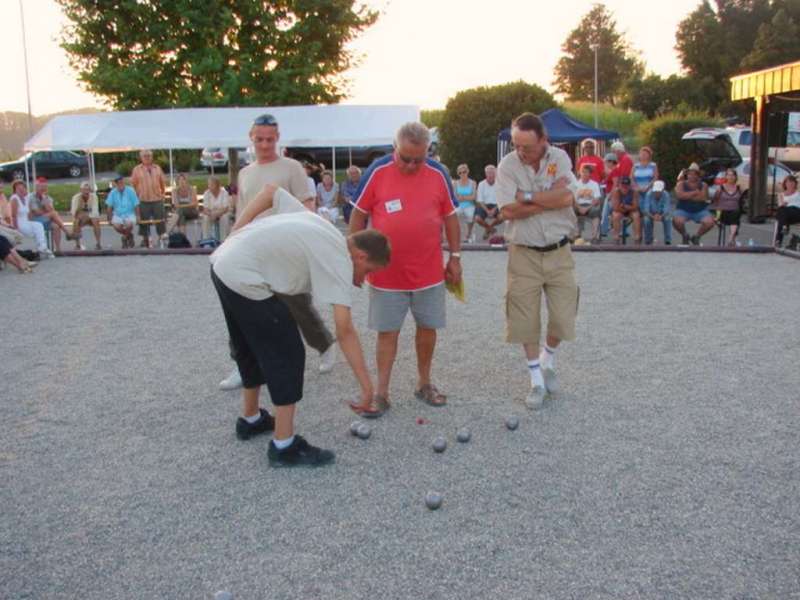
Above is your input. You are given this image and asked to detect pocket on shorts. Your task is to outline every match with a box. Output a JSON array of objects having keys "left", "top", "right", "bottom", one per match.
[{"left": 575, "top": 285, "right": 580, "bottom": 315}]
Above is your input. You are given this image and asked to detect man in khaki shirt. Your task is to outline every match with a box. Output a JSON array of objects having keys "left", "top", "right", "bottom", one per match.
[
  {"left": 70, "top": 182, "right": 102, "bottom": 250},
  {"left": 219, "top": 113, "right": 334, "bottom": 392},
  {"left": 131, "top": 150, "right": 166, "bottom": 247},
  {"left": 496, "top": 112, "right": 580, "bottom": 410}
]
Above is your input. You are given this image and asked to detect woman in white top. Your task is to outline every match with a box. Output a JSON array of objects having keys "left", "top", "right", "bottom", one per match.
[
  {"left": 316, "top": 170, "right": 340, "bottom": 224},
  {"left": 9, "top": 180, "right": 49, "bottom": 256},
  {"left": 774, "top": 174, "right": 800, "bottom": 246},
  {"left": 202, "top": 176, "right": 231, "bottom": 241}
]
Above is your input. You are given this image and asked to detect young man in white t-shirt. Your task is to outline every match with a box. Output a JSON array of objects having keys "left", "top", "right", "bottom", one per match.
[
  {"left": 210, "top": 184, "right": 390, "bottom": 467},
  {"left": 219, "top": 114, "right": 336, "bottom": 391},
  {"left": 573, "top": 163, "right": 602, "bottom": 241}
]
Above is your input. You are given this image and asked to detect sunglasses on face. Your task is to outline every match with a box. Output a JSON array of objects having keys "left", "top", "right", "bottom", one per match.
[
  {"left": 397, "top": 153, "right": 425, "bottom": 165},
  {"left": 253, "top": 114, "right": 278, "bottom": 126}
]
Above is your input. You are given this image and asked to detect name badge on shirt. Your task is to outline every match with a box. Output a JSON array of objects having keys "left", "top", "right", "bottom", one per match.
[{"left": 385, "top": 199, "right": 403, "bottom": 213}]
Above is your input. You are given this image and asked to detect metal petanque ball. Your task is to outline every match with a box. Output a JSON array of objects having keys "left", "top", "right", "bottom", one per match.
[
  {"left": 505, "top": 416, "right": 520, "bottom": 431},
  {"left": 349, "top": 421, "right": 362, "bottom": 436},
  {"left": 432, "top": 436, "right": 447, "bottom": 453},
  {"left": 425, "top": 492, "right": 443, "bottom": 510},
  {"left": 356, "top": 423, "right": 371, "bottom": 440},
  {"left": 214, "top": 592, "right": 233, "bottom": 600},
  {"left": 456, "top": 428, "right": 471, "bottom": 443}
]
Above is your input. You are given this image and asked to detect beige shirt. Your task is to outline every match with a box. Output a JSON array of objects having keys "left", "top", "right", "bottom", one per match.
[
  {"left": 131, "top": 163, "right": 166, "bottom": 202},
  {"left": 210, "top": 188, "right": 353, "bottom": 304},
  {"left": 70, "top": 192, "right": 100, "bottom": 218},
  {"left": 496, "top": 145, "right": 578, "bottom": 246},
  {"left": 236, "top": 157, "right": 311, "bottom": 217}
]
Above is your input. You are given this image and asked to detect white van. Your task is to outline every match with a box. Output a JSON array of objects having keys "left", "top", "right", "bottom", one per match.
[{"left": 724, "top": 126, "right": 800, "bottom": 170}]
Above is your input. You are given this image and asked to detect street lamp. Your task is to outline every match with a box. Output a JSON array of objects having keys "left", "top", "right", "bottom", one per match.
[{"left": 589, "top": 43, "right": 599, "bottom": 128}]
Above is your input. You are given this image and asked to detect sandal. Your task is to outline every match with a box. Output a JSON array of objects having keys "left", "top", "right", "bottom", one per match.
[
  {"left": 349, "top": 394, "right": 390, "bottom": 419},
  {"left": 414, "top": 384, "right": 447, "bottom": 407}
]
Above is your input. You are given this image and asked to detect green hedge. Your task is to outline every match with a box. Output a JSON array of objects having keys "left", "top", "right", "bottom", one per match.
[
  {"left": 439, "top": 81, "right": 556, "bottom": 178},
  {"left": 562, "top": 101, "right": 645, "bottom": 149},
  {"left": 637, "top": 112, "right": 723, "bottom": 188}
]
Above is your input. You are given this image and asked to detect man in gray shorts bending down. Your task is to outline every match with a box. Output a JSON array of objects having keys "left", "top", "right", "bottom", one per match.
[{"left": 348, "top": 122, "right": 461, "bottom": 416}]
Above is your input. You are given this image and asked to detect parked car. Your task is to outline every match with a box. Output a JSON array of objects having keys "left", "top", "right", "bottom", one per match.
[
  {"left": 200, "top": 147, "right": 252, "bottom": 171},
  {"left": 681, "top": 128, "right": 743, "bottom": 186},
  {"left": 724, "top": 125, "right": 800, "bottom": 170},
  {"left": 0, "top": 150, "right": 88, "bottom": 182},
  {"left": 284, "top": 144, "right": 394, "bottom": 169},
  {"left": 710, "top": 158, "right": 794, "bottom": 213}
]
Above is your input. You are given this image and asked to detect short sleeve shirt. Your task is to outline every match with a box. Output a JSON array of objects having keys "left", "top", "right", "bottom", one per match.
[
  {"left": 27, "top": 193, "right": 54, "bottom": 213},
  {"left": 576, "top": 155, "right": 605, "bottom": 183},
  {"left": 131, "top": 163, "right": 166, "bottom": 202},
  {"left": 210, "top": 188, "right": 353, "bottom": 305},
  {"left": 496, "top": 146, "right": 578, "bottom": 246},
  {"left": 106, "top": 186, "right": 140, "bottom": 217},
  {"left": 477, "top": 180, "right": 497, "bottom": 206},
  {"left": 574, "top": 180, "right": 601, "bottom": 206},
  {"left": 71, "top": 192, "right": 100, "bottom": 218},
  {"left": 203, "top": 188, "right": 231, "bottom": 212},
  {"left": 236, "top": 157, "right": 311, "bottom": 217},
  {"left": 354, "top": 155, "right": 457, "bottom": 291}
]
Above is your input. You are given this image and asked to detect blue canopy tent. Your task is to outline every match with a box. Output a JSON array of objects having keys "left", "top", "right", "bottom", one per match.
[{"left": 497, "top": 108, "right": 619, "bottom": 163}]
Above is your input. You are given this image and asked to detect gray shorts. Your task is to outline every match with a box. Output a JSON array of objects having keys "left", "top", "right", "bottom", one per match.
[{"left": 368, "top": 284, "right": 446, "bottom": 332}]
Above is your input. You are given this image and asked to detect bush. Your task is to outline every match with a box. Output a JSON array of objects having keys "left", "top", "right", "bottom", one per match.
[
  {"left": 114, "top": 159, "right": 137, "bottom": 177},
  {"left": 439, "top": 81, "right": 556, "bottom": 178},
  {"left": 637, "top": 112, "right": 723, "bottom": 188},
  {"left": 421, "top": 109, "right": 444, "bottom": 129},
  {"left": 562, "top": 101, "right": 645, "bottom": 149}
]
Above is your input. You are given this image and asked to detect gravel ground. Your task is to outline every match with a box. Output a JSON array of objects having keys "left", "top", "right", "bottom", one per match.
[{"left": 2, "top": 251, "right": 799, "bottom": 600}]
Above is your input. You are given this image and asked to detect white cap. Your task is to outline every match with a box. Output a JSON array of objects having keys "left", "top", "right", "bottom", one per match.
[
  {"left": 611, "top": 141, "right": 625, "bottom": 152},
  {"left": 652, "top": 180, "right": 665, "bottom": 192}
]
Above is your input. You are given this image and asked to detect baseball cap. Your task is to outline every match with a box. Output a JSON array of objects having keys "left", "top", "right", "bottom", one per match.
[
  {"left": 604, "top": 153, "right": 617, "bottom": 162},
  {"left": 35, "top": 176, "right": 47, "bottom": 184},
  {"left": 113, "top": 174, "right": 125, "bottom": 182},
  {"left": 686, "top": 162, "right": 701, "bottom": 173},
  {"left": 652, "top": 180, "right": 665, "bottom": 192},
  {"left": 620, "top": 176, "right": 631, "bottom": 185},
  {"left": 611, "top": 141, "right": 625, "bottom": 152}
]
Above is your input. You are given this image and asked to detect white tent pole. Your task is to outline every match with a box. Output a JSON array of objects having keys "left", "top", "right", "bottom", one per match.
[
  {"left": 349, "top": 147, "right": 353, "bottom": 166},
  {"left": 90, "top": 152, "right": 97, "bottom": 191},
  {"left": 24, "top": 156, "right": 30, "bottom": 190},
  {"left": 332, "top": 146, "right": 336, "bottom": 182},
  {"left": 169, "top": 149, "right": 174, "bottom": 186}
]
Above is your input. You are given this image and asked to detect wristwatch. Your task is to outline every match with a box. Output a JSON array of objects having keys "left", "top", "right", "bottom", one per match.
[{"left": 523, "top": 191, "right": 534, "bottom": 202}]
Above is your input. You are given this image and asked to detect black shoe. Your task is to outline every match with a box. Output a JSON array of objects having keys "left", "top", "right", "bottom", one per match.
[
  {"left": 268, "top": 435, "right": 335, "bottom": 468},
  {"left": 690, "top": 234, "right": 700, "bottom": 246},
  {"left": 681, "top": 234, "right": 689, "bottom": 245},
  {"left": 235, "top": 408, "right": 275, "bottom": 440}
]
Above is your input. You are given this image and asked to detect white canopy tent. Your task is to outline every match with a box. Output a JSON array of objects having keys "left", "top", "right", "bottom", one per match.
[{"left": 23, "top": 104, "right": 419, "bottom": 189}]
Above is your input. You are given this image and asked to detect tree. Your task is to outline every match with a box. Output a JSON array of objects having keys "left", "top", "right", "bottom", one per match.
[
  {"left": 740, "top": 9, "right": 800, "bottom": 70},
  {"left": 438, "top": 81, "right": 555, "bottom": 177},
  {"left": 621, "top": 74, "right": 708, "bottom": 118},
  {"left": 56, "top": 0, "right": 378, "bottom": 110},
  {"left": 553, "top": 4, "right": 643, "bottom": 105},
  {"left": 675, "top": 0, "right": 773, "bottom": 112}
]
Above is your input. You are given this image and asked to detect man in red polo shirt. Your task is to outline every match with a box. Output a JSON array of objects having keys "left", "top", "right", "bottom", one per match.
[
  {"left": 349, "top": 122, "right": 461, "bottom": 415},
  {"left": 575, "top": 139, "right": 605, "bottom": 184},
  {"left": 611, "top": 141, "right": 633, "bottom": 178}
]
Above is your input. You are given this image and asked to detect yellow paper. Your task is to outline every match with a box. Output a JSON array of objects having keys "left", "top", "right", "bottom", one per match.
[{"left": 445, "top": 279, "right": 466, "bottom": 303}]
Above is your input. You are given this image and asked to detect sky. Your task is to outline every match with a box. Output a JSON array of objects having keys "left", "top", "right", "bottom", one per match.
[{"left": 3, "top": 0, "right": 702, "bottom": 116}]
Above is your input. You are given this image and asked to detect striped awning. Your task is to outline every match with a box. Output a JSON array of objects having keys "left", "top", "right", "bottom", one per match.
[{"left": 731, "top": 61, "right": 800, "bottom": 101}]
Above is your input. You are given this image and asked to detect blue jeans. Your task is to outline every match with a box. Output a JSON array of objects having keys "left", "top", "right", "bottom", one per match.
[
  {"left": 643, "top": 214, "right": 672, "bottom": 244},
  {"left": 600, "top": 194, "right": 612, "bottom": 235}
]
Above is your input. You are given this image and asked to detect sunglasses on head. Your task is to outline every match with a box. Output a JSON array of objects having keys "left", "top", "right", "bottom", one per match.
[{"left": 253, "top": 114, "right": 278, "bottom": 126}]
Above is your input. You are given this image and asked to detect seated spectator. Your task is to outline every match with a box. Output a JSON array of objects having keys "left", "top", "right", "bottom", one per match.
[
  {"left": 27, "top": 177, "right": 75, "bottom": 252},
  {"left": 600, "top": 152, "right": 621, "bottom": 237},
  {"left": 0, "top": 234, "right": 36, "bottom": 274},
  {"left": 201, "top": 176, "right": 231, "bottom": 241},
  {"left": 475, "top": 164, "right": 502, "bottom": 239},
  {"left": 774, "top": 174, "right": 800, "bottom": 247},
  {"left": 339, "top": 166, "right": 361, "bottom": 224},
  {"left": 105, "top": 175, "right": 140, "bottom": 248},
  {"left": 641, "top": 180, "right": 673, "bottom": 245},
  {"left": 70, "top": 181, "right": 102, "bottom": 250},
  {"left": 167, "top": 173, "right": 199, "bottom": 234},
  {"left": 576, "top": 139, "right": 605, "bottom": 184},
  {"left": 0, "top": 188, "right": 24, "bottom": 251},
  {"left": 574, "top": 164, "right": 602, "bottom": 241},
  {"left": 631, "top": 146, "right": 659, "bottom": 197},
  {"left": 316, "top": 170, "right": 340, "bottom": 224},
  {"left": 673, "top": 162, "right": 714, "bottom": 245},
  {"left": 303, "top": 162, "right": 318, "bottom": 208},
  {"left": 710, "top": 168, "right": 743, "bottom": 246},
  {"left": 611, "top": 176, "right": 642, "bottom": 244},
  {"left": 453, "top": 163, "right": 477, "bottom": 243},
  {"left": 9, "top": 180, "right": 50, "bottom": 257}
]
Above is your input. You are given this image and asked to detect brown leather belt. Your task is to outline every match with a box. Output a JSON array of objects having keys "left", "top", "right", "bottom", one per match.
[{"left": 517, "top": 237, "right": 569, "bottom": 252}]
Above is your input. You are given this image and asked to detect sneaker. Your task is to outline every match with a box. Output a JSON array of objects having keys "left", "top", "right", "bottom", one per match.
[
  {"left": 268, "top": 435, "right": 335, "bottom": 468},
  {"left": 524, "top": 385, "right": 547, "bottom": 410},
  {"left": 681, "top": 233, "right": 690, "bottom": 245},
  {"left": 235, "top": 408, "right": 275, "bottom": 440},
  {"left": 539, "top": 352, "right": 559, "bottom": 395},
  {"left": 219, "top": 367, "right": 243, "bottom": 391},
  {"left": 42, "top": 249, "right": 55, "bottom": 259},
  {"left": 690, "top": 234, "right": 700, "bottom": 246},
  {"left": 319, "top": 342, "right": 337, "bottom": 374}
]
